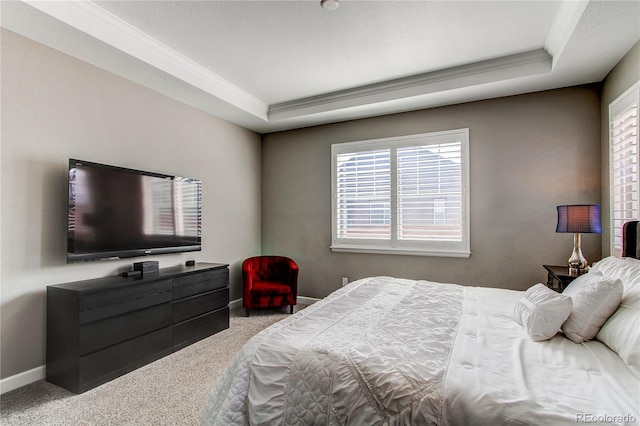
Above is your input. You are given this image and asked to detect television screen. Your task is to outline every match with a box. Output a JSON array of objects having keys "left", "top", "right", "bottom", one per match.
[{"left": 67, "top": 159, "right": 202, "bottom": 262}]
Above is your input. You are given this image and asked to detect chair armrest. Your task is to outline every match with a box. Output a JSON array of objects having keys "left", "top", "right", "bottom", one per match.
[
  {"left": 242, "top": 262, "right": 256, "bottom": 309},
  {"left": 285, "top": 260, "right": 299, "bottom": 297}
]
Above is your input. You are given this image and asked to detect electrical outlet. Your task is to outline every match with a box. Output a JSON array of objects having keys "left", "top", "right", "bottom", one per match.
[{"left": 342, "top": 277, "right": 348, "bottom": 287}]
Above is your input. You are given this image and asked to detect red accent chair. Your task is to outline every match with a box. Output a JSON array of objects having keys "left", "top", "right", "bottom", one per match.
[{"left": 242, "top": 256, "right": 299, "bottom": 317}]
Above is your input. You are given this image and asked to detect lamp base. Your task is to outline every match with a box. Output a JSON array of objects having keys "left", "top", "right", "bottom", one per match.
[{"left": 568, "top": 233, "right": 588, "bottom": 271}]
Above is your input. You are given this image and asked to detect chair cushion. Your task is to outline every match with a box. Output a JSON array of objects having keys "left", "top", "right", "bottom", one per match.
[{"left": 250, "top": 281, "right": 292, "bottom": 296}]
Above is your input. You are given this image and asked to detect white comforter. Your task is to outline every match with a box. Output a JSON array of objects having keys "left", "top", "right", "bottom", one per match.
[{"left": 201, "top": 277, "right": 640, "bottom": 425}]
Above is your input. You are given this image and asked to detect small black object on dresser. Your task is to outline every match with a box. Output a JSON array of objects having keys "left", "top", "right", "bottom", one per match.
[
  {"left": 46, "top": 262, "right": 229, "bottom": 393},
  {"left": 133, "top": 260, "right": 160, "bottom": 276}
]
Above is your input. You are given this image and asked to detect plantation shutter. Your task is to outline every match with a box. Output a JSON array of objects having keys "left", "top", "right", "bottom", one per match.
[
  {"left": 610, "top": 84, "right": 639, "bottom": 256},
  {"left": 397, "top": 142, "right": 463, "bottom": 242},
  {"left": 332, "top": 129, "right": 470, "bottom": 257},
  {"left": 335, "top": 149, "right": 391, "bottom": 240}
]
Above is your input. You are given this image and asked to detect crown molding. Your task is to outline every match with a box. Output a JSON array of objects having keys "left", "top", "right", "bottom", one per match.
[
  {"left": 23, "top": 0, "right": 269, "bottom": 121},
  {"left": 269, "top": 49, "right": 552, "bottom": 121},
  {"left": 14, "top": 1, "right": 555, "bottom": 125},
  {"left": 545, "top": 0, "right": 589, "bottom": 67},
  {"left": 8, "top": 0, "right": 602, "bottom": 131}
]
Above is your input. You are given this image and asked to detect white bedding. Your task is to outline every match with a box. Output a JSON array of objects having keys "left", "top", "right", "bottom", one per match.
[
  {"left": 201, "top": 276, "right": 640, "bottom": 425},
  {"left": 446, "top": 286, "right": 638, "bottom": 425}
]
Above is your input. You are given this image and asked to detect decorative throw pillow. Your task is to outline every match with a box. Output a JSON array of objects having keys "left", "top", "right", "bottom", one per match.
[
  {"left": 513, "top": 283, "right": 573, "bottom": 342},
  {"left": 561, "top": 272, "right": 623, "bottom": 343},
  {"left": 590, "top": 256, "right": 640, "bottom": 379}
]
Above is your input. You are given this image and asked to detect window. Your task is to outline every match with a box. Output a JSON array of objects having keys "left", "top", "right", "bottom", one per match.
[
  {"left": 610, "top": 82, "right": 640, "bottom": 256},
  {"left": 331, "top": 129, "right": 470, "bottom": 257}
]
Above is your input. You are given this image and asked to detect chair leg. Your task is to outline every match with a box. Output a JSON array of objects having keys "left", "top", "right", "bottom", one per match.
[
  {"left": 290, "top": 305, "right": 294, "bottom": 314},
  {"left": 246, "top": 308, "right": 250, "bottom": 317}
]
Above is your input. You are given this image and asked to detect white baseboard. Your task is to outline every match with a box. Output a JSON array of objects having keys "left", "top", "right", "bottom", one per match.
[
  {"left": 1, "top": 296, "right": 322, "bottom": 395},
  {"left": 229, "top": 298, "right": 243, "bottom": 309},
  {"left": 0, "top": 365, "right": 45, "bottom": 395}
]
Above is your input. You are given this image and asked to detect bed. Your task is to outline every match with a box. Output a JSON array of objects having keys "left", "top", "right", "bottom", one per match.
[{"left": 202, "top": 223, "right": 640, "bottom": 425}]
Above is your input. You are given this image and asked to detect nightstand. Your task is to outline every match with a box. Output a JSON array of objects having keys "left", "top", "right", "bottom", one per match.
[{"left": 543, "top": 265, "right": 587, "bottom": 292}]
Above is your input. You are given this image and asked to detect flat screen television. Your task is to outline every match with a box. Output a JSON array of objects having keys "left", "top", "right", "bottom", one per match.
[{"left": 67, "top": 159, "right": 202, "bottom": 262}]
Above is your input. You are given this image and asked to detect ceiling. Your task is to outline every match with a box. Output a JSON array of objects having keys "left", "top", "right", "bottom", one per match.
[{"left": 2, "top": 1, "right": 639, "bottom": 134}]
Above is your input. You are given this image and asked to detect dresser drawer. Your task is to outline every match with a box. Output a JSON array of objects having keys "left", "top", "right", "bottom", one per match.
[
  {"left": 78, "top": 327, "right": 172, "bottom": 393},
  {"left": 172, "top": 287, "right": 229, "bottom": 324},
  {"left": 172, "top": 268, "right": 228, "bottom": 299},
  {"left": 79, "top": 279, "right": 172, "bottom": 324},
  {"left": 79, "top": 303, "right": 172, "bottom": 356},
  {"left": 173, "top": 307, "right": 229, "bottom": 351}
]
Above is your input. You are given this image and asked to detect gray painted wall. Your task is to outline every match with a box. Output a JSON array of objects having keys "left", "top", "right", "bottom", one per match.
[
  {"left": 262, "top": 87, "right": 602, "bottom": 299},
  {"left": 0, "top": 30, "right": 262, "bottom": 379},
  {"left": 600, "top": 41, "right": 640, "bottom": 256}
]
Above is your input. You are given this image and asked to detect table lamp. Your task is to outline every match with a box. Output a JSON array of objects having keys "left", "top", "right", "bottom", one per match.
[{"left": 556, "top": 204, "right": 602, "bottom": 271}]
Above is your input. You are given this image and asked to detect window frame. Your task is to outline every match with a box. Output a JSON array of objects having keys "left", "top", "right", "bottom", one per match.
[
  {"left": 609, "top": 81, "right": 640, "bottom": 257},
  {"left": 330, "top": 129, "right": 470, "bottom": 257}
]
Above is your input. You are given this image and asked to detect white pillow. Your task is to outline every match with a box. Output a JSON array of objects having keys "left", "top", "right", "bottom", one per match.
[
  {"left": 590, "top": 256, "right": 640, "bottom": 379},
  {"left": 560, "top": 272, "right": 623, "bottom": 343},
  {"left": 513, "top": 283, "right": 573, "bottom": 342}
]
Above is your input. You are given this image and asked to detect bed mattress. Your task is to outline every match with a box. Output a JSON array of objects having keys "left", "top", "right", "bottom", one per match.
[{"left": 201, "top": 276, "right": 639, "bottom": 425}]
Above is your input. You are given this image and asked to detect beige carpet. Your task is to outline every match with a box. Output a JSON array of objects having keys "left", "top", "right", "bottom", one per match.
[{"left": 0, "top": 306, "right": 303, "bottom": 425}]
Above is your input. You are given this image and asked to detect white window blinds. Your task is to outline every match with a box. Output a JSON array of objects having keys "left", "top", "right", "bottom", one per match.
[
  {"left": 397, "top": 143, "right": 463, "bottom": 242},
  {"left": 610, "top": 83, "right": 640, "bottom": 256},
  {"left": 335, "top": 149, "right": 391, "bottom": 240},
  {"left": 332, "top": 129, "right": 470, "bottom": 257}
]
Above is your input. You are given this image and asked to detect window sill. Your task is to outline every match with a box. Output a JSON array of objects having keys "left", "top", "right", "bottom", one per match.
[{"left": 330, "top": 245, "right": 471, "bottom": 258}]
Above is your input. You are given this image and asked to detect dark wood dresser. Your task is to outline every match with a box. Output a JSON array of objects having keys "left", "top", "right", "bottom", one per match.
[{"left": 46, "top": 262, "right": 229, "bottom": 393}]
